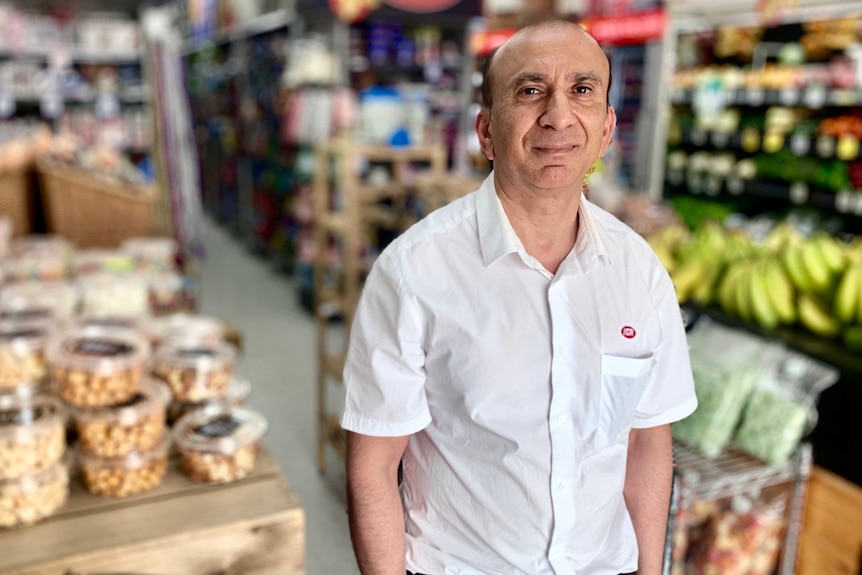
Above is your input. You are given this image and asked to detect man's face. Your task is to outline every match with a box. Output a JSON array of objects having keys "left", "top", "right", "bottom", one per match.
[{"left": 476, "top": 26, "right": 616, "bottom": 194}]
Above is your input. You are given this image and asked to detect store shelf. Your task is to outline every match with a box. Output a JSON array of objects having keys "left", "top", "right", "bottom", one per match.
[
  {"left": 673, "top": 128, "right": 862, "bottom": 162},
  {"left": 0, "top": 46, "right": 143, "bottom": 64},
  {"left": 669, "top": 86, "right": 862, "bottom": 108},
  {"left": 182, "top": 8, "right": 295, "bottom": 54}
]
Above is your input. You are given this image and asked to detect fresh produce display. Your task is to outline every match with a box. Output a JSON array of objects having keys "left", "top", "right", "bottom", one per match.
[{"left": 733, "top": 386, "right": 811, "bottom": 465}]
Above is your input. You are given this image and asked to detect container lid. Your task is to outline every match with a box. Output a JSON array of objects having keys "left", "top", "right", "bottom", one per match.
[
  {"left": 0, "top": 319, "right": 50, "bottom": 355},
  {"left": 146, "top": 313, "right": 225, "bottom": 345},
  {"left": 0, "top": 395, "right": 66, "bottom": 438},
  {"left": 226, "top": 375, "right": 251, "bottom": 403},
  {"left": 155, "top": 338, "right": 235, "bottom": 370},
  {"left": 173, "top": 405, "right": 267, "bottom": 453},
  {"left": 75, "top": 314, "right": 144, "bottom": 332},
  {"left": 73, "top": 378, "right": 168, "bottom": 424},
  {"left": 0, "top": 379, "right": 49, "bottom": 401},
  {"left": 0, "top": 301, "right": 54, "bottom": 325},
  {"left": 46, "top": 325, "right": 150, "bottom": 373},
  {"left": 77, "top": 432, "right": 171, "bottom": 468}
]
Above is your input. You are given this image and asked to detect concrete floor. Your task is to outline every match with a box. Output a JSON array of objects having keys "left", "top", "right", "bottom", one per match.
[{"left": 197, "top": 220, "right": 358, "bottom": 575}]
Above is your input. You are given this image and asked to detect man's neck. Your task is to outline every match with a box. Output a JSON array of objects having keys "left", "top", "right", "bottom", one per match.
[{"left": 496, "top": 183, "right": 582, "bottom": 275}]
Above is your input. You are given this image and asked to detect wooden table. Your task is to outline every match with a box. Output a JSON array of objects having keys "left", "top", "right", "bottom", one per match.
[{"left": 0, "top": 447, "right": 305, "bottom": 575}]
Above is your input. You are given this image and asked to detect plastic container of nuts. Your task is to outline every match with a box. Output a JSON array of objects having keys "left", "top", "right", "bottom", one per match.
[
  {"left": 167, "top": 374, "right": 251, "bottom": 426},
  {"left": 74, "top": 378, "right": 170, "bottom": 458},
  {"left": 0, "top": 281, "right": 81, "bottom": 321},
  {"left": 46, "top": 326, "right": 150, "bottom": 407},
  {"left": 78, "top": 273, "right": 150, "bottom": 318},
  {"left": 4, "top": 235, "right": 74, "bottom": 283},
  {"left": 78, "top": 434, "right": 170, "bottom": 498},
  {"left": 0, "top": 457, "right": 69, "bottom": 528},
  {"left": 174, "top": 405, "right": 267, "bottom": 484},
  {"left": 145, "top": 313, "right": 226, "bottom": 350},
  {"left": 143, "top": 271, "right": 186, "bottom": 315},
  {"left": 0, "top": 395, "right": 67, "bottom": 481},
  {"left": 0, "top": 320, "right": 51, "bottom": 390},
  {"left": 121, "top": 236, "right": 178, "bottom": 272},
  {"left": 153, "top": 339, "right": 236, "bottom": 403}
]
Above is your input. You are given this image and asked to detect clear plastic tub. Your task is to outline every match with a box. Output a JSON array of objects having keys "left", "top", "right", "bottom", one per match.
[
  {"left": 0, "top": 320, "right": 51, "bottom": 389},
  {"left": 0, "top": 281, "right": 81, "bottom": 321},
  {"left": 74, "top": 249, "right": 136, "bottom": 277},
  {"left": 46, "top": 326, "right": 150, "bottom": 407},
  {"left": 78, "top": 434, "right": 170, "bottom": 498},
  {"left": 173, "top": 405, "right": 267, "bottom": 484},
  {"left": 0, "top": 395, "right": 67, "bottom": 481},
  {"left": 4, "top": 235, "right": 74, "bottom": 283},
  {"left": 143, "top": 271, "right": 186, "bottom": 315},
  {"left": 153, "top": 340, "right": 236, "bottom": 402},
  {"left": 145, "top": 313, "right": 226, "bottom": 350},
  {"left": 74, "top": 378, "right": 169, "bottom": 458},
  {"left": 78, "top": 273, "right": 150, "bottom": 318},
  {"left": 0, "top": 458, "right": 69, "bottom": 528},
  {"left": 121, "top": 237, "right": 178, "bottom": 272},
  {"left": 167, "top": 375, "right": 251, "bottom": 426}
]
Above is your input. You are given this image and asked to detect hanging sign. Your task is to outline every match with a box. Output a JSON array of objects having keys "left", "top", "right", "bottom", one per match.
[
  {"left": 383, "top": 0, "right": 461, "bottom": 11},
  {"left": 579, "top": 8, "right": 667, "bottom": 46}
]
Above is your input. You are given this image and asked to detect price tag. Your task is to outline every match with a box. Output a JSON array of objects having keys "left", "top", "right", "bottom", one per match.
[
  {"left": 836, "top": 134, "right": 860, "bottom": 161},
  {"left": 687, "top": 173, "right": 704, "bottom": 194},
  {"left": 705, "top": 176, "right": 722, "bottom": 196},
  {"left": 726, "top": 177, "right": 745, "bottom": 196},
  {"left": 741, "top": 127, "right": 761, "bottom": 153},
  {"left": 40, "top": 92, "right": 64, "bottom": 119},
  {"left": 779, "top": 86, "right": 799, "bottom": 106},
  {"left": 803, "top": 85, "right": 827, "bottom": 109},
  {"left": 790, "top": 133, "right": 811, "bottom": 156},
  {"left": 789, "top": 182, "right": 809, "bottom": 205},
  {"left": 746, "top": 88, "right": 765, "bottom": 106},
  {"left": 690, "top": 129, "right": 707, "bottom": 147},
  {"left": 816, "top": 135, "right": 836, "bottom": 158},
  {"left": 711, "top": 132, "right": 729, "bottom": 148},
  {"left": 834, "top": 190, "right": 853, "bottom": 213},
  {"left": 0, "top": 91, "right": 14, "bottom": 119}
]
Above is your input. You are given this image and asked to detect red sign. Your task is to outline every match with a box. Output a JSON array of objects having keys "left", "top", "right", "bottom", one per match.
[
  {"left": 580, "top": 8, "right": 667, "bottom": 46},
  {"left": 469, "top": 28, "right": 517, "bottom": 56},
  {"left": 383, "top": 0, "right": 462, "bottom": 11}
]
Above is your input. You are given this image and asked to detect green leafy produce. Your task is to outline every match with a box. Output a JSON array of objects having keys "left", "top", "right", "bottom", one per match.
[
  {"left": 671, "top": 196, "right": 736, "bottom": 230},
  {"left": 672, "top": 364, "right": 757, "bottom": 457},
  {"left": 733, "top": 386, "right": 810, "bottom": 465}
]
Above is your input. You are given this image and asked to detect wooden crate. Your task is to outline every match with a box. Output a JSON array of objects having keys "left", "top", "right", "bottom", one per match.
[{"left": 0, "top": 447, "right": 305, "bottom": 575}]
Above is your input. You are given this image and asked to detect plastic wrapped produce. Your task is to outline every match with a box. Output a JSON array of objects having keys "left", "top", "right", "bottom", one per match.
[{"left": 733, "top": 385, "right": 811, "bottom": 465}]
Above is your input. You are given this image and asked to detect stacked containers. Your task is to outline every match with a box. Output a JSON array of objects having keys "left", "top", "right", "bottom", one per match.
[
  {"left": 3, "top": 235, "right": 74, "bottom": 283},
  {"left": 46, "top": 326, "right": 169, "bottom": 498}
]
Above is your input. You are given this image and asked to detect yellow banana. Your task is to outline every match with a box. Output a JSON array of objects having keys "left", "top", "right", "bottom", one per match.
[
  {"left": 718, "top": 262, "right": 745, "bottom": 316},
  {"left": 814, "top": 233, "right": 847, "bottom": 276},
  {"left": 798, "top": 293, "right": 841, "bottom": 338},
  {"left": 765, "top": 261, "right": 797, "bottom": 324},
  {"left": 783, "top": 244, "right": 816, "bottom": 294},
  {"left": 750, "top": 263, "right": 781, "bottom": 330},
  {"left": 736, "top": 264, "right": 755, "bottom": 324},
  {"left": 834, "top": 262, "right": 862, "bottom": 325},
  {"left": 800, "top": 239, "right": 833, "bottom": 294},
  {"left": 672, "top": 259, "right": 708, "bottom": 304}
]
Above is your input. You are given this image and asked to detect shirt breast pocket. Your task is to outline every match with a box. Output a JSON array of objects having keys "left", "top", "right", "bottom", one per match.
[{"left": 598, "top": 353, "right": 654, "bottom": 448}]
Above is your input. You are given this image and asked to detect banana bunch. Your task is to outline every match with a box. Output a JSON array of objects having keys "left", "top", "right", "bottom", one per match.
[
  {"left": 834, "top": 247, "right": 862, "bottom": 350},
  {"left": 718, "top": 257, "right": 797, "bottom": 330},
  {"left": 666, "top": 220, "right": 730, "bottom": 306}
]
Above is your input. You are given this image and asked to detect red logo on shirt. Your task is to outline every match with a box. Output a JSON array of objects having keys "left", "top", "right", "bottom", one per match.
[{"left": 621, "top": 326, "right": 636, "bottom": 339}]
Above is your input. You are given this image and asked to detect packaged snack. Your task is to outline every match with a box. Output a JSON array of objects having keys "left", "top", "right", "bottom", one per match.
[
  {"left": 143, "top": 271, "right": 186, "bottom": 315},
  {"left": 153, "top": 340, "right": 236, "bottom": 402},
  {"left": 167, "top": 374, "right": 251, "bottom": 426},
  {"left": 4, "top": 235, "right": 73, "bottom": 282},
  {"left": 78, "top": 273, "right": 149, "bottom": 318},
  {"left": 0, "top": 320, "right": 51, "bottom": 389},
  {"left": 79, "top": 434, "right": 170, "bottom": 498},
  {"left": 0, "top": 458, "right": 69, "bottom": 528},
  {"left": 74, "top": 249, "right": 136, "bottom": 276},
  {"left": 174, "top": 405, "right": 267, "bottom": 484},
  {"left": 74, "top": 378, "right": 169, "bottom": 458},
  {"left": 121, "top": 236, "right": 178, "bottom": 272},
  {"left": 0, "top": 281, "right": 81, "bottom": 320},
  {"left": 0, "top": 395, "right": 67, "bottom": 481},
  {"left": 145, "top": 313, "right": 226, "bottom": 349},
  {"left": 46, "top": 326, "right": 150, "bottom": 407}
]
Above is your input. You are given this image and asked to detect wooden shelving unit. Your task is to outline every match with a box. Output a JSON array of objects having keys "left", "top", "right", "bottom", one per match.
[{"left": 313, "top": 139, "right": 446, "bottom": 473}]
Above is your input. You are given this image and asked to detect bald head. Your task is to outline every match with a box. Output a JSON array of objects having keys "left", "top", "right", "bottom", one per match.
[{"left": 481, "top": 20, "right": 613, "bottom": 111}]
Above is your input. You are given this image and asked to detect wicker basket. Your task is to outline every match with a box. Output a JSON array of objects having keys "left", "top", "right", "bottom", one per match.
[
  {"left": 0, "top": 168, "right": 34, "bottom": 237},
  {"left": 36, "top": 158, "right": 157, "bottom": 248}
]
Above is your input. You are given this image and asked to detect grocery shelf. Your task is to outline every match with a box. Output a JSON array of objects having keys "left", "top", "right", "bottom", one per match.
[
  {"left": 0, "top": 46, "right": 143, "bottom": 63},
  {"left": 672, "top": 128, "right": 862, "bottom": 162},
  {"left": 182, "top": 8, "right": 296, "bottom": 54},
  {"left": 669, "top": 86, "right": 862, "bottom": 109}
]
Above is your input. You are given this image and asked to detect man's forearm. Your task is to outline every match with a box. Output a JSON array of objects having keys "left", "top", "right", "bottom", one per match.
[
  {"left": 346, "top": 432, "right": 409, "bottom": 575},
  {"left": 624, "top": 424, "right": 674, "bottom": 575}
]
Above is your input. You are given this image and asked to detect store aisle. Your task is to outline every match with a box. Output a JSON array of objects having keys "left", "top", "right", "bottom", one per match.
[{"left": 197, "top": 219, "right": 358, "bottom": 575}]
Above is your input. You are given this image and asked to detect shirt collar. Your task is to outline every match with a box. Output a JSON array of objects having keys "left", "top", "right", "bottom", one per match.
[{"left": 476, "top": 170, "right": 613, "bottom": 270}]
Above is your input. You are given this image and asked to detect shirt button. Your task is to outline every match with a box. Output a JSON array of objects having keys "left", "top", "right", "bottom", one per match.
[
  {"left": 556, "top": 414, "right": 565, "bottom": 423},
  {"left": 558, "top": 481, "right": 568, "bottom": 491},
  {"left": 556, "top": 346, "right": 568, "bottom": 358}
]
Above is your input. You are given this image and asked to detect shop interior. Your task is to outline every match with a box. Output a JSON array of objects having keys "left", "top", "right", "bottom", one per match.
[{"left": 0, "top": 0, "right": 861, "bottom": 573}]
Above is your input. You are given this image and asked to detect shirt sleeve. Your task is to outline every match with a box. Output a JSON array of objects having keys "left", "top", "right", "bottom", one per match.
[
  {"left": 340, "top": 252, "right": 431, "bottom": 437},
  {"left": 631, "top": 251, "right": 698, "bottom": 429}
]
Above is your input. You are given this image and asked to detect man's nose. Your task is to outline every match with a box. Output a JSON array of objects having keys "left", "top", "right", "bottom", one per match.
[{"left": 538, "top": 91, "right": 575, "bottom": 130}]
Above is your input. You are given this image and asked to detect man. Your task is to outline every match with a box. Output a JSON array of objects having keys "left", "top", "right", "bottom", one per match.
[{"left": 341, "top": 19, "right": 697, "bottom": 575}]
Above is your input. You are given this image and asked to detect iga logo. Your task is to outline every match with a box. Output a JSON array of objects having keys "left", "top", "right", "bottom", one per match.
[{"left": 621, "top": 326, "right": 636, "bottom": 339}]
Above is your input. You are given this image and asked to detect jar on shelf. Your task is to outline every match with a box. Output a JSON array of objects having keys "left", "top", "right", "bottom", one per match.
[
  {"left": 145, "top": 313, "right": 226, "bottom": 350},
  {"left": 167, "top": 374, "right": 251, "bottom": 426},
  {"left": 0, "top": 395, "right": 67, "bottom": 481},
  {"left": 121, "top": 237, "right": 178, "bottom": 272},
  {"left": 3, "top": 235, "right": 74, "bottom": 283},
  {"left": 0, "top": 319, "right": 52, "bottom": 391},
  {"left": 46, "top": 326, "right": 150, "bottom": 407},
  {"left": 142, "top": 271, "right": 186, "bottom": 315},
  {"left": 77, "top": 273, "right": 150, "bottom": 318},
  {"left": 78, "top": 434, "right": 170, "bottom": 498},
  {"left": 0, "top": 457, "right": 69, "bottom": 528},
  {"left": 173, "top": 405, "right": 267, "bottom": 484},
  {"left": 153, "top": 339, "right": 236, "bottom": 403}
]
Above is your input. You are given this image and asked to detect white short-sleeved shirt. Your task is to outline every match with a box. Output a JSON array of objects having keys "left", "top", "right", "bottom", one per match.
[{"left": 342, "top": 173, "right": 697, "bottom": 575}]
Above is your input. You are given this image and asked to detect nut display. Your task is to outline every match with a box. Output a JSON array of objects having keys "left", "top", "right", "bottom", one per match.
[
  {"left": 0, "top": 281, "right": 81, "bottom": 321},
  {"left": 78, "top": 273, "right": 150, "bottom": 318},
  {"left": 121, "top": 236, "right": 178, "bottom": 272},
  {"left": 0, "top": 321, "right": 50, "bottom": 389},
  {"left": 79, "top": 435, "right": 170, "bottom": 498},
  {"left": 174, "top": 405, "right": 267, "bottom": 484},
  {"left": 0, "top": 396, "right": 67, "bottom": 481},
  {"left": 154, "top": 340, "right": 236, "bottom": 402},
  {"left": 167, "top": 374, "right": 251, "bottom": 426},
  {"left": 46, "top": 326, "right": 150, "bottom": 407},
  {"left": 4, "top": 235, "right": 73, "bottom": 283},
  {"left": 75, "top": 378, "right": 169, "bottom": 458},
  {"left": 74, "top": 249, "right": 136, "bottom": 277},
  {"left": 145, "top": 313, "right": 226, "bottom": 350},
  {"left": 0, "top": 460, "right": 69, "bottom": 528},
  {"left": 144, "top": 271, "right": 185, "bottom": 315}
]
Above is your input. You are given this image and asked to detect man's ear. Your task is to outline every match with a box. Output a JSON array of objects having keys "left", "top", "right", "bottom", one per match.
[
  {"left": 599, "top": 106, "right": 617, "bottom": 157},
  {"left": 475, "top": 109, "right": 495, "bottom": 161}
]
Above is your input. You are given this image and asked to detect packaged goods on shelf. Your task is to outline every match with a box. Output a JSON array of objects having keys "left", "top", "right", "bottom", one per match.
[
  {"left": 0, "top": 395, "right": 67, "bottom": 481},
  {"left": 78, "top": 273, "right": 150, "bottom": 318},
  {"left": 173, "top": 405, "right": 267, "bottom": 484},
  {"left": 0, "top": 319, "right": 52, "bottom": 390},
  {"left": 0, "top": 280, "right": 81, "bottom": 321},
  {"left": 143, "top": 271, "right": 186, "bottom": 315},
  {"left": 121, "top": 236, "right": 178, "bottom": 272},
  {"left": 78, "top": 434, "right": 170, "bottom": 498},
  {"left": 153, "top": 339, "right": 237, "bottom": 403},
  {"left": 145, "top": 313, "right": 227, "bottom": 350},
  {"left": 167, "top": 375, "right": 251, "bottom": 427},
  {"left": 4, "top": 235, "right": 74, "bottom": 282},
  {"left": 0, "top": 457, "right": 69, "bottom": 528}
]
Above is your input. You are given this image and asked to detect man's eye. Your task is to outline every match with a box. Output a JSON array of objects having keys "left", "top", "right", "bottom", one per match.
[
  {"left": 575, "top": 86, "right": 593, "bottom": 94},
  {"left": 521, "top": 87, "right": 541, "bottom": 95}
]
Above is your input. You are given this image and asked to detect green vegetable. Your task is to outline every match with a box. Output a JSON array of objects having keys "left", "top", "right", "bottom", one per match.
[{"left": 733, "top": 386, "right": 810, "bottom": 464}]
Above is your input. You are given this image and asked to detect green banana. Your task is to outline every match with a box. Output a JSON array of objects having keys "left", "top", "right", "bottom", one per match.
[
  {"left": 834, "top": 262, "right": 862, "bottom": 325},
  {"left": 814, "top": 233, "right": 847, "bottom": 276},
  {"left": 798, "top": 293, "right": 841, "bottom": 338},
  {"left": 783, "top": 244, "right": 816, "bottom": 294},
  {"left": 672, "top": 259, "right": 708, "bottom": 304},
  {"left": 736, "top": 264, "right": 755, "bottom": 324},
  {"left": 800, "top": 239, "right": 834, "bottom": 294},
  {"left": 718, "top": 263, "right": 745, "bottom": 316},
  {"left": 691, "top": 262, "right": 723, "bottom": 307},
  {"left": 765, "top": 261, "right": 797, "bottom": 324},
  {"left": 750, "top": 263, "right": 781, "bottom": 330}
]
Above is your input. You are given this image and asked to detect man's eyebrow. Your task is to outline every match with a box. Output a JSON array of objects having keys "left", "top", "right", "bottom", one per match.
[
  {"left": 567, "top": 72, "right": 603, "bottom": 85},
  {"left": 508, "top": 73, "right": 548, "bottom": 89},
  {"left": 508, "top": 71, "right": 605, "bottom": 89}
]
